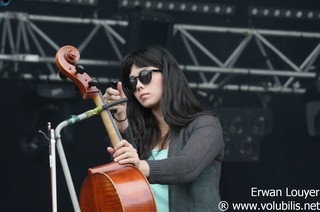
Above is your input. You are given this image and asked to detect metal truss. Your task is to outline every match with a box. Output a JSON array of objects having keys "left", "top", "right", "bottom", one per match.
[
  {"left": 0, "top": 12, "right": 127, "bottom": 83},
  {"left": 1, "top": 11, "right": 319, "bottom": 94},
  {"left": 174, "top": 24, "right": 320, "bottom": 94}
]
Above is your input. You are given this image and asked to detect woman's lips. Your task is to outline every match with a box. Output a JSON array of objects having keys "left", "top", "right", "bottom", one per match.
[{"left": 140, "top": 93, "right": 148, "bottom": 99}]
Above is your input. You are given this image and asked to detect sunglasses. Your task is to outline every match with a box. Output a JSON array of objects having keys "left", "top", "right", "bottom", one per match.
[{"left": 128, "top": 69, "right": 162, "bottom": 92}]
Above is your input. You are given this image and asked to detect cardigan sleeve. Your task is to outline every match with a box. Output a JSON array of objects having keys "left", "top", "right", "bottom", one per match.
[{"left": 146, "top": 115, "right": 224, "bottom": 184}]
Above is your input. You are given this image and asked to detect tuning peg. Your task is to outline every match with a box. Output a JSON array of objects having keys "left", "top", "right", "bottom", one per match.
[
  {"left": 59, "top": 71, "right": 67, "bottom": 80},
  {"left": 75, "top": 65, "right": 85, "bottom": 74},
  {"left": 88, "top": 79, "right": 99, "bottom": 87}
]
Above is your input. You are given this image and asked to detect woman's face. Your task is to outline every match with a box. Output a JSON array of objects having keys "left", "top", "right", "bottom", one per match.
[{"left": 129, "top": 64, "right": 163, "bottom": 109}]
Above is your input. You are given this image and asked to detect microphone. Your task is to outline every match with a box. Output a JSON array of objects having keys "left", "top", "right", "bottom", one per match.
[{"left": 0, "top": 0, "right": 10, "bottom": 6}]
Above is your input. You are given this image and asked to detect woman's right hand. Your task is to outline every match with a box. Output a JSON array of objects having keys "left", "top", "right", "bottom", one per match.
[
  {"left": 107, "top": 139, "right": 150, "bottom": 177},
  {"left": 103, "top": 81, "right": 128, "bottom": 125}
]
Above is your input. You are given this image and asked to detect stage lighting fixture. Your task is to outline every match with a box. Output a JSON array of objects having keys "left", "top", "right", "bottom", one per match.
[
  {"left": 249, "top": 6, "right": 320, "bottom": 20},
  {"left": 156, "top": 2, "right": 163, "bottom": 9},
  {"left": 118, "top": 0, "right": 235, "bottom": 16},
  {"left": 21, "top": 0, "right": 98, "bottom": 6}
]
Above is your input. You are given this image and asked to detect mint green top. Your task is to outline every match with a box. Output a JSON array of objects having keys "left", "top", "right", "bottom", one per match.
[{"left": 148, "top": 149, "right": 169, "bottom": 212}]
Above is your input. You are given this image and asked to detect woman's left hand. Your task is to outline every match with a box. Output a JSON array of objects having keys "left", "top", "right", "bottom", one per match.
[{"left": 107, "top": 139, "right": 140, "bottom": 168}]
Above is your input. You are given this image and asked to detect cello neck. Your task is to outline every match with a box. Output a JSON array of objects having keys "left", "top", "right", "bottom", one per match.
[{"left": 93, "top": 91, "right": 122, "bottom": 147}]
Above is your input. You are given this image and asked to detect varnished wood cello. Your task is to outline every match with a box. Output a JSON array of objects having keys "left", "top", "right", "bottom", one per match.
[{"left": 55, "top": 45, "right": 157, "bottom": 212}]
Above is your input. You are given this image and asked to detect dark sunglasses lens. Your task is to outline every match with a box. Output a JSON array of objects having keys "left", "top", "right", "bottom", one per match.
[
  {"left": 139, "top": 70, "right": 152, "bottom": 84},
  {"left": 128, "top": 78, "right": 137, "bottom": 92}
]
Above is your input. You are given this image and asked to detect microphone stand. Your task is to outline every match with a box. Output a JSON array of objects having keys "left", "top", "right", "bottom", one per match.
[
  {"left": 48, "top": 122, "right": 57, "bottom": 212},
  {"left": 54, "top": 106, "right": 104, "bottom": 212},
  {"left": 51, "top": 98, "right": 127, "bottom": 212}
]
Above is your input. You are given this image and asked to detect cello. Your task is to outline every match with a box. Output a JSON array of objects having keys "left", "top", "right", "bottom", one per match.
[{"left": 55, "top": 45, "right": 157, "bottom": 212}]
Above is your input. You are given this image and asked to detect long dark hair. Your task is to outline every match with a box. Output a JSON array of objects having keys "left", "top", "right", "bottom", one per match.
[{"left": 121, "top": 45, "right": 207, "bottom": 159}]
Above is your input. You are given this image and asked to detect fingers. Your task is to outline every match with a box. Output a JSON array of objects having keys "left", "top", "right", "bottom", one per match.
[
  {"left": 117, "top": 81, "right": 126, "bottom": 99},
  {"left": 111, "top": 140, "right": 139, "bottom": 166},
  {"left": 113, "top": 140, "right": 134, "bottom": 152},
  {"left": 104, "top": 82, "right": 125, "bottom": 100},
  {"left": 103, "top": 81, "right": 127, "bottom": 116},
  {"left": 107, "top": 147, "right": 115, "bottom": 155},
  {"left": 103, "top": 87, "right": 121, "bottom": 102},
  {"left": 113, "top": 150, "right": 138, "bottom": 163}
]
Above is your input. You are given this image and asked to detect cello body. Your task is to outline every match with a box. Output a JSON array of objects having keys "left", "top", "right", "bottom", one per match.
[
  {"left": 80, "top": 162, "right": 157, "bottom": 212},
  {"left": 80, "top": 162, "right": 156, "bottom": 212},
  {"left": 55, "top": 45, "right": 157, "bottom": 212}
]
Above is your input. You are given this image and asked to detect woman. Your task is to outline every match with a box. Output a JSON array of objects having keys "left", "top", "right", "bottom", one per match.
[{"left": 104, "top": 45, "right": 224, "bottom": 212}]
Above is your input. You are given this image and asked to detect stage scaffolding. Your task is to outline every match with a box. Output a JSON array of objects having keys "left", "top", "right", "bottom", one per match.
[{"left": 0, "top": 11, "right": 319, "bottom": 94}]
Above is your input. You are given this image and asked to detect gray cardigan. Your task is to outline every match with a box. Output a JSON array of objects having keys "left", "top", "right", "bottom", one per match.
[{"left": 123, "top": 114, "right": 224, "bottom": 212}]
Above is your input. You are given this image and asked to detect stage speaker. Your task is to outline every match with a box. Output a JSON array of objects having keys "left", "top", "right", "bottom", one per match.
[
  {"left": 125, "top": 10, "right": 174, "bottom": 52},
  {"left": 216, "top": 108, "right": 272, "bottom": 161}
]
